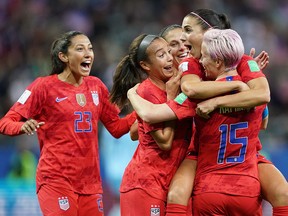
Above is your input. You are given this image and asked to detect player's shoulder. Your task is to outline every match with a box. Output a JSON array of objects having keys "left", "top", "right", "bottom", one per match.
[
  {"left": 239, "top": 54, "right": 259, "bottom": 69},
  {"left": 179, "top": 57, "right": 199, "bottom": 66},
  {"left": 85, "top": 75, "right": 101, "bottom": 81},
  {"left": 35, "top": 75, "right": 52, "bottom": 82},
  {"left": 29, "top": 75, "right": 55, "bottom": 88},
  {"left": 179, "top": 57, "right": 201, "bottom": 72},
  {"left": 238, "top": 54, "right": 261, "bottom": 73},
  {"left": 137, "top": 79, "right": 153, "bottom": 93},
  {"left": 83, "top": 76, "right": 110, "bottom": 95},
  {"left": 137, "top": 79, "right": 163, "bottom": 98},
  {"left": 84, "top": 76, "right": 105, "bottom": 85},
  {"left": 84, "top": 76, "right": 108, "bottom": 89}
]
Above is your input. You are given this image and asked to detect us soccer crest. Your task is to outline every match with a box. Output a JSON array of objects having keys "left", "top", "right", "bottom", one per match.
[
  {"left": 58, "top": 196, "right": 70, "bottom": 211},
  {"left": 150, "top": 205, "right": 160, "bottom": 216},
  {"left": 76, "top": 93, "right": 86, "bottom": 107},
  {"left": 91, "top": 91, "right": 99, "bottom": 106}
]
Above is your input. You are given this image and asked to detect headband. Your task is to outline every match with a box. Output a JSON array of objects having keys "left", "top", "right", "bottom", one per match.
[
  {"left": 190, "top": 12, "right": 212, "bottom": 28},
  {"left": 136, "top": 35, "right": 158, "bottom": 62}
]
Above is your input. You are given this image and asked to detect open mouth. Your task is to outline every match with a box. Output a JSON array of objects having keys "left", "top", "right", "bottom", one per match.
[
  {"left": 164, "top": 65, "right": 173, "bottom": 71},
  {"left": 178, "top": 52, "right": 189, "bottom": 59},
  {"left": 81, "top": 61, "right": 91, "bottom": 71}
]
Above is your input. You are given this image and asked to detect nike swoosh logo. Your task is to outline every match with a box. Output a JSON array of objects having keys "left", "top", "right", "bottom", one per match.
[{"left": 56, "top": 97, "right": 68, "bottom": 102}]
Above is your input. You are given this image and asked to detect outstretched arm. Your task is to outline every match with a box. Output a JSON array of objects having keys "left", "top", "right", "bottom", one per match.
[
  {"left": 0, "top": 110, "right": 45, "bottom": 136},
  {"left": 196, "top": 77, "right": 270, "bottom": 117},
  {"left": 181, "top": 74, "right": 249, "bottom": 99}
]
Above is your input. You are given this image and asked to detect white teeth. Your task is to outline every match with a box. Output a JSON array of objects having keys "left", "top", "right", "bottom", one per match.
[{"left": 179, "top": 53, "right": 188, "bottom": 58}]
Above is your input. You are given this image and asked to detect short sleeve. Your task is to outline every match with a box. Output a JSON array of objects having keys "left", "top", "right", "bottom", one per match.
[{"left": 166, "top": 93, "right": 196, "bottom": 120}]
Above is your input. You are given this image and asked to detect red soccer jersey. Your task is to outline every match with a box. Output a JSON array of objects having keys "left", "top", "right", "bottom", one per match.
[
  {"left": 193, "top": 75, "right": 265, "bottom": 197},
  {"left": 178, "top": 56, "right": 203, "bottom": 79},
  {"left": 0, "top": 74, "right": 135, "bottom": 194},
  {"left": 237, "top": 55, "right": 266, "bottom": 83},
  {"left": 179, "top": 54, "right": 265, "bottom": 82},
  {"left": 178, "top": 54, "right": 266, "bottom": 152},
  {"left": 120, "top": 79, "right": 192, "bottom": 201},
  {"left": 166, "top": 93, "right": 197, "bottom": 120}
]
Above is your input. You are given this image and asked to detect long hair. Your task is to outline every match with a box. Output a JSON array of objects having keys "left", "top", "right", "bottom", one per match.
[{"left": 110, "top": 34, "right": 159, "bottom": 109}]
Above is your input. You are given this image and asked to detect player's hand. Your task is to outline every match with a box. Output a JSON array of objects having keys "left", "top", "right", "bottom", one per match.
[
  {"left": 127, "top": 83, "right": 140, "bottom": 99},
  {"left": 196, "top": 98, "right": 217, "bottom": 119},
  {"left": 21, "top": 119, "right": 45, "bottom": 135},
  {"left": 129, "top": 119, "right": 139, "bottom": 141},
  {"left": 249, "top": 48, "right": 269, "bottom": 70},
  {"left": 166, "top": 71, "right": 182, "bottom": 100}
]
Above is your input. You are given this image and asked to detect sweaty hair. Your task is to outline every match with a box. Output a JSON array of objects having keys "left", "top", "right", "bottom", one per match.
[
  {"left": 110, "top": 34, "right": 160, "bottom": 108},
  {"left": 50, "top": 31, "right": 85, "bottom": 75},
  {"left": 187, "top": 9, "right": 231, "bottom": 30},
  {"left": 203, "top": 29, "right": 244, "bottom": 71},
  {"left": 159, "top": 24, "right": 182, "bottom": 40}
]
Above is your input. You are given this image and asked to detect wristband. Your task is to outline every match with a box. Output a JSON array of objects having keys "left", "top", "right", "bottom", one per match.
[{"left": 262, "top": 106, "right": 269, "bottom": 119}]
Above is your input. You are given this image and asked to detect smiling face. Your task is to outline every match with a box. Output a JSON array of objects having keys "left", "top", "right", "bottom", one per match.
[
  {"left": 164, "top": 28, "right": 189, "bottom": 68},
  {"left": 181, "top": 15, "right": 206, "bottom": 59},
  {"left": 141, "top": 38, "right": 173, "bottom": 83},
  {"left": 62, "top": 34, "right": 94, "bottom": 79},
  {"left": 199, "top": 42, "right": 220, "bottom": 80}
]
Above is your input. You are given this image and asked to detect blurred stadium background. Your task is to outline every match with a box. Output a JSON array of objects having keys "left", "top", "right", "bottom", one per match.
[{"left": 0, "top": 0, "right": 287, "bottom": 215}]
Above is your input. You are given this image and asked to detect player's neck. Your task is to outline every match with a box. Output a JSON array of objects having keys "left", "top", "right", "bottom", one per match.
[{"left": 58, "top": 72, "right": 83, "bottom": 87}]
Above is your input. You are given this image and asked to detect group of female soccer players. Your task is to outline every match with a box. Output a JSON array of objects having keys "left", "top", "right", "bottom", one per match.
[{"left": 0, "top": 7, "right": 287, "bottom": 216}]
